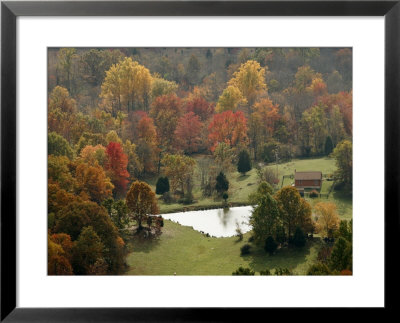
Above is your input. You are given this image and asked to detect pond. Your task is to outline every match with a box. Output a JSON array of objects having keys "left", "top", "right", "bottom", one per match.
[{"left": 160, "top": 206, "right": 253, "bottom": 237}]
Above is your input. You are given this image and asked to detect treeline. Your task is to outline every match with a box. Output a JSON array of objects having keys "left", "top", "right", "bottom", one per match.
[{"left": 48, "top": 47, "right": 352, "bottom": 167}]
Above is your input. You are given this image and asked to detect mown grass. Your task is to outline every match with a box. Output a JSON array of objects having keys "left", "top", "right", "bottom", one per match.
[
  {"left": 146, "top": 155, "right": 260, "bottom": 214},
  {"left": 124, "top": 156, "right": 351, "bottom": 275},
  {"left": 145, "top": 156, "right": 351, "bottom": 219},
  {"left": 125, "top": 220, "right": 320, "bottom": 275}
]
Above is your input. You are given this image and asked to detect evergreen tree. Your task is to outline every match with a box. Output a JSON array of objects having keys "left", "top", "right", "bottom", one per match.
[
  {"left": 237, "top": 150, "right": 252, "bottom": 175},
  {"left": 293, "top": 227, "right": 306, "bottom": 247},
  {"left": 324, "top": 136, "right": 334, "bottom": 155},
  {"left": 329, "top": 237, "right": 352, "bottom": 271},
  {"left": 215, "top": 172, "right": 229, "bottom": 194},
  {"left": 156, "top": 177, "right": 170, "bottom": 195}
]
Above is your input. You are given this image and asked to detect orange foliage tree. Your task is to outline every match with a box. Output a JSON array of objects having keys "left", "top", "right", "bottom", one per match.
[
  {"left": 208, "top": 110, "right": 249, "bottom": 152},
  {"left": 135, "top": 113, "right": 159, "bottom": 174},
  {"left": 126, "top": 181, "right": 159, "bottom": 230},
  {"left": 150, "top": 94, "right": 183, "bottom": 153},
  {"left": 105, "top": 142, "right": 129, "bottom": 196},
  {"left": 75, "top": 162, "right": 114, "bottom": 203}
]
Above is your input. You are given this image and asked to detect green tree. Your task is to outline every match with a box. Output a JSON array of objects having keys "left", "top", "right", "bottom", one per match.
[
  {"left": 264, "top": 236, "right": 277, "bottom": 255},
  {"left": 333, "top": 140, "right": 352, "bottom": 191},
  {"left": 237, "top": 150, "right": 252, "bottom": 175},
  {"left": 102, "top": 198, "right": 129, "bottom": 229},
  {"left": 48, "top": 132, "right": 74, "bottom": 159},
  {"left": 54, "top": 200, "right": 124, "bottom": 274},
  {"left": 324, "top": 135, "right": 333, "bottom": 155},
  {"left": 72, "top": 226, "right": 105, "bottom": 275},
  {"left": 249, "top": 181, "right": 274, "bottom": 204},
  {"left": 156, "top": 177, "right": 170, "bottom": 195},
  {"left": 215, "top": 172, "right": 229, "bottom": 195},
  {"left": 57, "top": 48, "right": 77, "bottom": 93},
  {"left": 249, "top": 189, "right": 279, "bottom": 245},
  {"left": 275, "top": 186, "right": 313, "bottom": 242},
  {"left": 329, "top": 237, "right": 352, "bottom": 272},
  {"left": 337, "top": 220, "right": 352, "bottom": 242},
  {"left": 293, "top": 227, "right": 306, "bottom": 247}
]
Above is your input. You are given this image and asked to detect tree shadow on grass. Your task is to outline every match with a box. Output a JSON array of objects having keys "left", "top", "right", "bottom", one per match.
[
  {"left": 126, "top": 234, "right": 161, "bottom": 254},
  {"left": 246, "top": 243, "right": 312, "bottom": 274},
  {"left": 237, "top": 174, "right": 250, "bottom": 182}
]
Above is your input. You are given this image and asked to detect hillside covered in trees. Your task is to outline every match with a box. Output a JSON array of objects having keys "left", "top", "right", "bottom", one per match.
[{"left": 48, "top": 47, "right": 352, "bottom": 275}]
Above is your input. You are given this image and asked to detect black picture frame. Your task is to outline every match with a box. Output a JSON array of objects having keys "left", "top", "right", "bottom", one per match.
[{"left": 1, "top": 0, "right": 399, "bottom": 321}]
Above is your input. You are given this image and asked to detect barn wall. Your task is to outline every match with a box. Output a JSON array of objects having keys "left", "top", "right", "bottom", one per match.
[{"left": 295, "top": 179, "right": 321, "bottom": 188}]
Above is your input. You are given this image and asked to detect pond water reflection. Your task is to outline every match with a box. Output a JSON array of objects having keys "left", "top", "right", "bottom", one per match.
[{"left": 161, "top": 206, "right": 253, "bottom": 237}]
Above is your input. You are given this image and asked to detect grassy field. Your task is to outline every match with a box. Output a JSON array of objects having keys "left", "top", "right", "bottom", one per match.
[
  {"left": 144, "top": 155, "right": 260, "bottom": 214},
  {"left": 125, "top": 156, "right": 352, "bottom": 275},
  {"left": 144, "top": 155, "right": 352, "bottom": 219},
  {"left": 125, "top": 220, "right": 320, "bottom": 275},
  {"left": 273, "top": 157, "right": 352, "bottom": 220}
]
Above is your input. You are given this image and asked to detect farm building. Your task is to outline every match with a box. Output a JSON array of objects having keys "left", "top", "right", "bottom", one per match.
[{"left": 294, "top": 170, "right": 322, "bottom": 189}]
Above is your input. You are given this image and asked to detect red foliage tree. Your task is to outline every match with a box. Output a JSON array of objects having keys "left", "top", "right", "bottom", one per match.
[
  {"left": 136, "top": 113, "right": 159, "bottom": 173},
  {"left": 208, "top": 110, "right": 249, "bottom": 152},
  {"left": 184, "top": 96, "right": 214, "bottom": 121},
  {"left": 105, "top": 142, "right": 129, "bottom": 195},
  {"left": 174, "top": 112, "right": 203, "bottom": 154}
]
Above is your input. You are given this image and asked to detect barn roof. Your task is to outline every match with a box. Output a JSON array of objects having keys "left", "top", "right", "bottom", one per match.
[{"left": 294, "top": 171, "right": 322, "bottom": 180}]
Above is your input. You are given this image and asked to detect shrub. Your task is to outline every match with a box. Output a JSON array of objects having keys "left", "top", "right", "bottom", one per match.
[
  {"left": 240, "top": 244, "right": 251, "bottom": 256},
  {"left": 307, "top": 262, "right": 331, "bottom": 275},
  {"left": 156, "top": 177, "right": 170, "bottom": 195},
  {"left": 274, "top": 267, "right": 292, "bottom": 275},
  {"left": 309, "top": 190, "right": 319, "bottom": 198},
  {"left": 293, "top": 227, "right": 306, "bottom": 247},
  {"left": 232, "top": 266, "right": 255, "bottom": 275},
  {"left": 248, "top": 236, "right": 255, "bottom": 243},
  {"left": 237, "top": 150, "right": 252, "bottom": 175},
  {"left": 259, "top": 268, "right": 271, "bottom": 275},
  {"left": 264, "top": 236, "right": 277, "bottom": 255}
]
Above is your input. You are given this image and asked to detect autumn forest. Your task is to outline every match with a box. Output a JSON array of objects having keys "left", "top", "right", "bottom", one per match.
[{"left": 48, "top": 48, "right": 352, "bottom": 276}]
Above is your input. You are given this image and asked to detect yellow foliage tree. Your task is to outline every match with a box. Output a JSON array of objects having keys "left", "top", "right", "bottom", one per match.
[
  {"left": 228, "top": 60, "right": 267, "bottom": 107},
  {"left": 101, "top": 57, "right": 153, "bottom": 116},
  {"left": 161, "top": 154, "right": 196, "bottom": 195},
  {"left": 314, "top": 202, "right": 340, "bottom": 238},
  {"left": 79, "top": 145, "right": 107, "bottom": 167},
  {"left": 215, "top": 85, "right": 246, "bottom": 113}
]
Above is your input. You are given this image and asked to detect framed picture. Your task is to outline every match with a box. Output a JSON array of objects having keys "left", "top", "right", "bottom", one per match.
[{"left": 1, "top": 0, "right": 398, "bottom": 320}]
